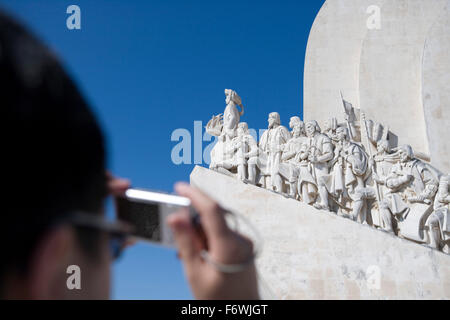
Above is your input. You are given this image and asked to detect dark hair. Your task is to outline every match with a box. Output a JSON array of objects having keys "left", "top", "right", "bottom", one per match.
[{"left": 0, "top": 11, "right": 107, "bottom": 289}]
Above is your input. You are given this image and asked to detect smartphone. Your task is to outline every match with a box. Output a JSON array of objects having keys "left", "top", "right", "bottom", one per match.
[{"left": 116, "top": 188, "right": 192, "bottom": 247}]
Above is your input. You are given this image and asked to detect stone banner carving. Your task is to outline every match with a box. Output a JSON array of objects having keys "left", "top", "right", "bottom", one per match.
[{"left": 205, "top": 89, "right": 450, "bottom": 254}]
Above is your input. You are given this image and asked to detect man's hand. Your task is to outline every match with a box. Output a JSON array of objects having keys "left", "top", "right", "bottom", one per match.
[
  {"left": 106, "top": 172, "right": 135, "bottom": 248},
  {"left": 167, "top": 183, "right": 259, "bottom": 300},
  {"left": 106, "top": 171, "right": 130, "bottom": 197}
]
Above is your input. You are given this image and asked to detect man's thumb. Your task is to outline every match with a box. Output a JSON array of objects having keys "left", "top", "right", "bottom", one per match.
[{"left": 167, "top": 212, "right": 199, "bottom": 263}]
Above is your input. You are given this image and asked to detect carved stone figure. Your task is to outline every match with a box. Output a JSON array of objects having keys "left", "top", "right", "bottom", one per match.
[
  {"left": 280, "top": 117, "right": 306, "bottom": 198},
  {"left": 329, "top": 126, "right": 374, "bottom": 222},
  {"left": 296, "top": 142, "right": 319, "bottom": 205},
  {"left": 372, "top": 140, "right": 399, "bottom": 174},
  {"left": 304, "top": 120, "right": 334, "bottom": 210},
  {"left": 373, "top": 145, "right": 440, "bottom": 236},
  {"left": 205, "top": 90, "right": 449, "bottom": 255},
  {"left": 369, "top": 139, "right": 400, "bottom": 228},
  {"left": 234, "top": 122, "right": 258, "bottom": 184},
  {"left": 259, "top": 112, "right": 291, "bottom": 193},
  {"left": 208, "top": 89, "right": 244, "bottom": 176},
  {"left": 426, "top": 174, "right": 450, "bottom": 252}
]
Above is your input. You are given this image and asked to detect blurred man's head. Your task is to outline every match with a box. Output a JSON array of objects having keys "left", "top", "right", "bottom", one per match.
[{"left": 1, "top": 11, "right": 112, "bottom": 299}]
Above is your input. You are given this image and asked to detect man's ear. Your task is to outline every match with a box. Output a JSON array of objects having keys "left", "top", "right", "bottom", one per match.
[{"left": 26, "top": 226, "right": 74, "bottom": 299}]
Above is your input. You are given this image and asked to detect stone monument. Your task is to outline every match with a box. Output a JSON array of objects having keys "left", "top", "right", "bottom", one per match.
[
  {"left": 197, "top": 83, "right": 449, "bottom": 299},
  {"left": 194, "top": 0, "right": 450, "bottom": 299},
  {"left": 205, "top": 89, "right": 449, "bottom": 255},
  {"left": 191, "top": 166, "right": 450, "bottom": 299}
]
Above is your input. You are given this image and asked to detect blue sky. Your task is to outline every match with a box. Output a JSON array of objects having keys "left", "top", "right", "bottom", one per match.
[{"left": 1, "top": 0, "right": 324, "bottom": 299}]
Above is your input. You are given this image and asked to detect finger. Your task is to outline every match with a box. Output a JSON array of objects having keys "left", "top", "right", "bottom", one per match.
[
  {"left": 175, "top": 182, "right": 230, "bottom": 239},
  {"left": 108, "top": 177, "right": 131, "bottom": 196},
  {"left": 107, "top": 174, "right": 131, "bottom": 224},
  {"left": 167, "top": 208, "right": 202, "bottom": 264}
]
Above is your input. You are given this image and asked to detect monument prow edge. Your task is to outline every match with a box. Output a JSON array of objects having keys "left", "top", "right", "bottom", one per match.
[{"left": 190, "top": 165, "right": 450, "bottom": 299}]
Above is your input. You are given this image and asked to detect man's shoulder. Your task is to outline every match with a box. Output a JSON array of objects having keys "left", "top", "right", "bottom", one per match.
[
  {"left": 316, "top": 133, "right": 332, "bottom": 143},
  {"left": 275, "top": 125, "right": 291, "bottom": 136},
  {"left": 278, "top": 125, "right": 290, "bottom": 132}
]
